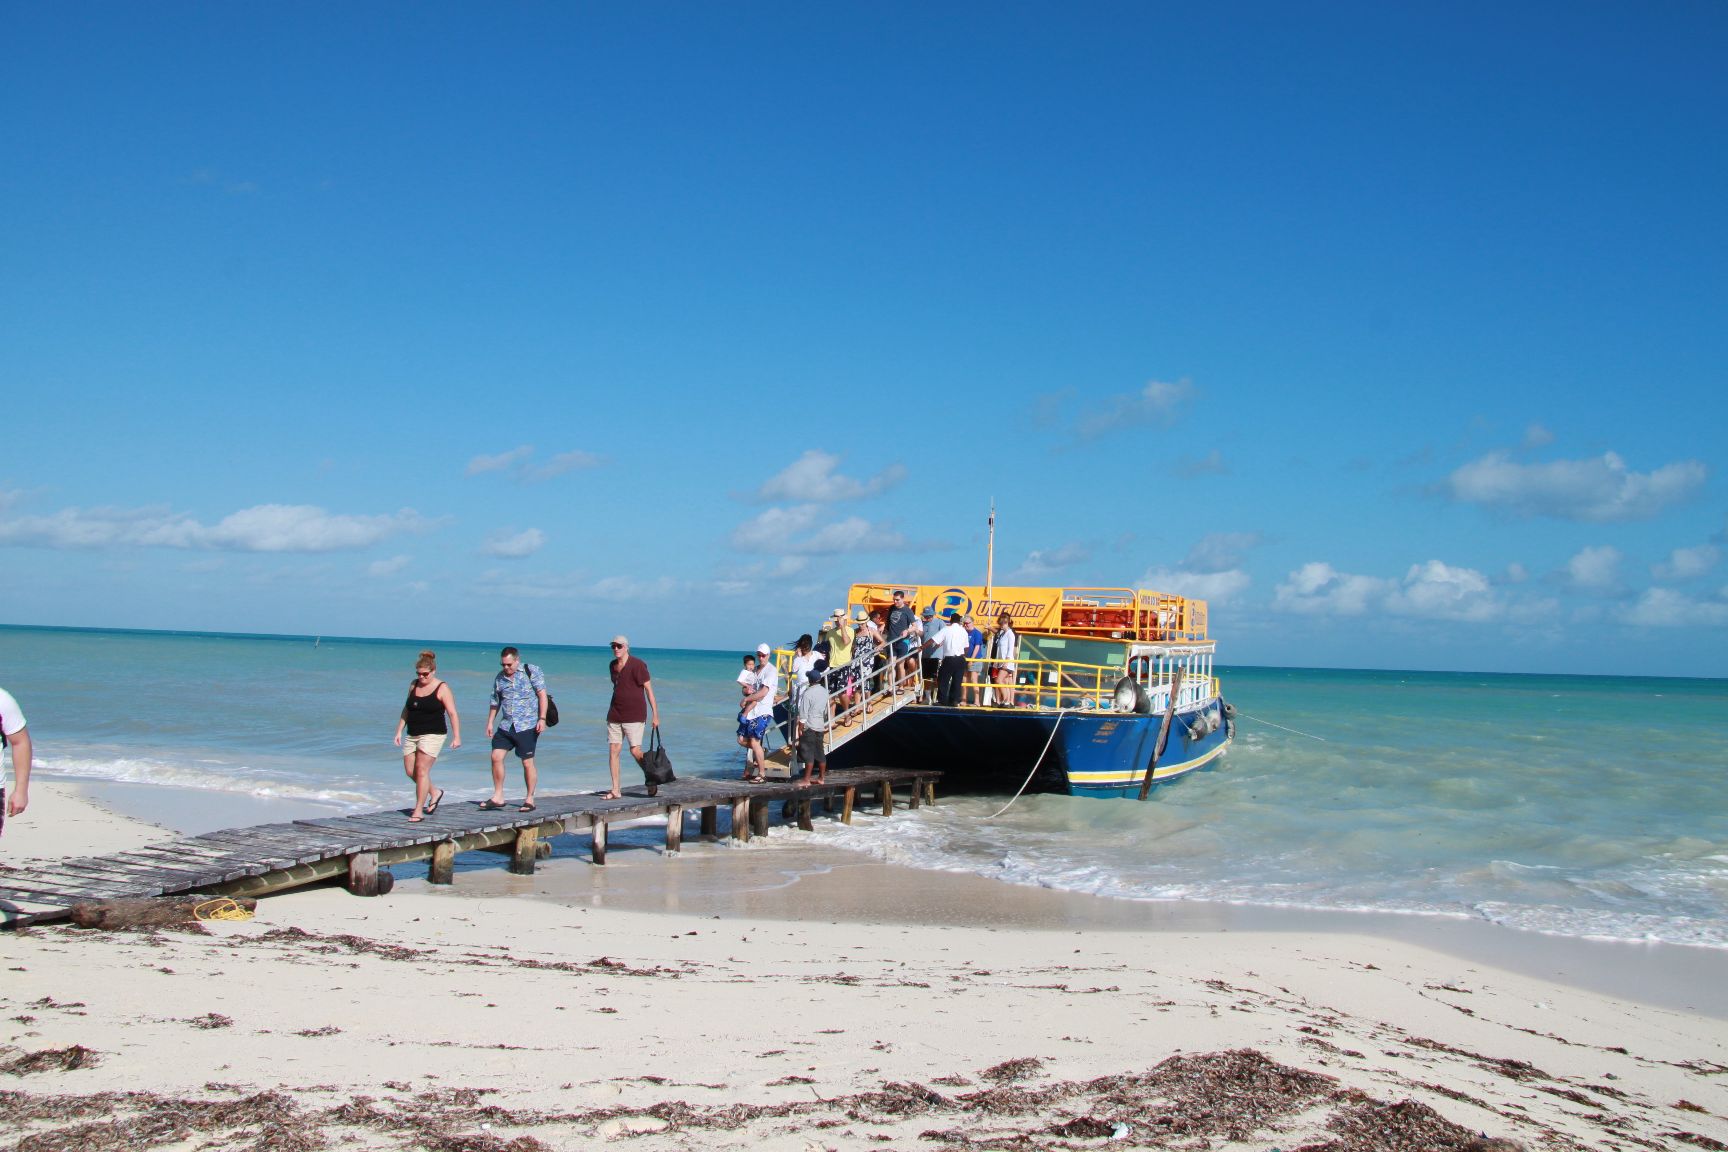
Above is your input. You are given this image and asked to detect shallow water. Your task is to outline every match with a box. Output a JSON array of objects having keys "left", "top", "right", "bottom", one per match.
[{"left": 4, "top": 626, "right": 1725, "bottom": 948}]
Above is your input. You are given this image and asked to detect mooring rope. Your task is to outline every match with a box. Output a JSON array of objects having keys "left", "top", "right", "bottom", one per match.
[
  {"left": 1234, "top": 710, "right": 1327, "bottom": 742},
  {"left": 983, "top": 709, "right": 1069, "bottom": 819},
  {"left": 193, "top": 897, "right": 254, "bottom": 922}
]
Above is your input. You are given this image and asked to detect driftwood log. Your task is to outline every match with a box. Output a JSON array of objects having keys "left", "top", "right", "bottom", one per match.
[{"left": 69, "top": 896, "right": 258, "bottom": 930}]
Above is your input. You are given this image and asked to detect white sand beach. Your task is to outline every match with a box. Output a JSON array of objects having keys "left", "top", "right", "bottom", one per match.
[{"left": 4, "top": 780, "right": 1727, "bottom": 1151}]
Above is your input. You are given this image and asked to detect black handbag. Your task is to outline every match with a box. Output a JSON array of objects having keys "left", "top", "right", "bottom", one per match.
[
  {"left": 544, "top": 695, "right": 560, "bottom": 727},
  {"left": 641, "top": 725, "right": 675, "bottom": 785}
]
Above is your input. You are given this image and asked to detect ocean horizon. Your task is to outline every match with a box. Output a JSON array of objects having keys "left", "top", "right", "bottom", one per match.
[{"left": 3, "top": 622, "right": 1726, "bottom": 951}]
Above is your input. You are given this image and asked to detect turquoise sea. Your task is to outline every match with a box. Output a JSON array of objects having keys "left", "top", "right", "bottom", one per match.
[{"left": 4, "top": 625, "right": 1726, "bottom": 949}]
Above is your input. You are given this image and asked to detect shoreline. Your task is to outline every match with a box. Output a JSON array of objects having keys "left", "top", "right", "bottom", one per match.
[
  {"left": 4, "top": 779, "right": 1726, "bottom": 1150},
  {"left": 45, "top": 773, "right": 1728, "bottom": 1019}
]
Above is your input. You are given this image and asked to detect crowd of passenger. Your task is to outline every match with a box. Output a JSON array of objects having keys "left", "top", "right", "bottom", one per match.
[{"left": 731, "top": 590, "right": 1024, "bottom": 787}]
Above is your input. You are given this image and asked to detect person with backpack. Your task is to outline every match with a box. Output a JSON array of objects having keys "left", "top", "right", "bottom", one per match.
[{"left": 484, "top": 646, "right": 548, "bottom": 812}]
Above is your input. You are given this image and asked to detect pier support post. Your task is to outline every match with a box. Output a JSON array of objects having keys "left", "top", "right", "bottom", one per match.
[
  {"left": 664, "top": 805, "right": 683, "bottom": 854},
  {"left": 428, "top": 841, "right": 456, "bottom": 886},
  {"left": 908, "top": 777, "right": 922, "bottom": 810},
  {"left": 924, "top": 779, "right": 936, "bottom": 806},
  {"left": 750, "top": 797, "right": 770, "bottom": 837},
  {"left": 509, "top": 826, "right": 540, "bottom": 875},
  {"left": 346, "top": 852, "right": 392, "bottom": 897},
  {"left": 796, "top": 797, "right": 813, "bottom": 832},
  {"left": 879, "top": 782, "right": 894, "bottom": 816},
  {"left": 591, "top": 820, "right": 608, "bottom": 865},
  {"left": 730, "top": 798, "right": 750, "bottom": 842},
  {"left": 840, "top": 787, "right": 856, "bottom": 825},
  {"left": 701, "top": 805, "right": 718, "bottom": 838}
]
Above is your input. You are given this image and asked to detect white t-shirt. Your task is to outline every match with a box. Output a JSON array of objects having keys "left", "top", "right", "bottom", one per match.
[
  {"left": 748, "top": 662, "right": 779, "bottom": 719},
  {"left": 935, "top": 622, "right": 970, "bottom": 658},
  {"left": 0, "top": 687, "right": 24, "bottom": 739},
  {"left": 735, "top": 667, "right": 756, "bottom": 708}
]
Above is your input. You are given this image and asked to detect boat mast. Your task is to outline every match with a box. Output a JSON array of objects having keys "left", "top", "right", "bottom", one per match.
[{"left": 985, "top": 500, "right": 995, "bottom": 596}]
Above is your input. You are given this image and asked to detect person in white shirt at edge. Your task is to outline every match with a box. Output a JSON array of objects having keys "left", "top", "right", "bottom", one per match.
[
  {"left": 989, "top": 612, "right": 1019, "bottom": 707},
  {"left": 933, "top": 610, "right": 972, "bottom": 707},
  {"left": 0, "top": 685, "right": 33, "bottom": 836},
  {"left": 738, "top": 642, "right": 779, "bottom": 782},
  {"left": 793, "top": 669, "right": 831, "bottom": 788},
  {"left": 915, "top": 605, "right": 938, "bottom": 701}
]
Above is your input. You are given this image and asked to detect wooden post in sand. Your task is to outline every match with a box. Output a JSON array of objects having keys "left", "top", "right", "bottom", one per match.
[
  {"left": 1139, "top": 667, "right": 1185, "bottom": 801},
  {"left": 591, "top": 820, "right": 608, "bottom": 865},
  {"left": 428, "top": 841, "right": 456, "bottom": 885},
  {"left": 750, "top": 797, "right": 770, "bottom": 837},
  {"left": 509, "top": 826, "right": 540, "bottom": 875},
  {"left": 346, "top": 852, "right": 392, "bottom": 897},
  {"left": 908, "top": 776, "right": 922, "bottom": 810},
  {"left": 840, "top": 786, "right": 856, "bottom": 824},
  {"left": 796, "top": 797, "right": 813, "bottom": 831},
  {"left": 924, "top": 779, "right": 936, "bottom": 806},
  {"left": 664, "top": 805, "right": 683, "bottom": 854},
  {"left": 879, "top": 781, "right": 894, "bottom": 815},
  {"left": 730, "top": 798, "right": 750, "bottom": 841}
]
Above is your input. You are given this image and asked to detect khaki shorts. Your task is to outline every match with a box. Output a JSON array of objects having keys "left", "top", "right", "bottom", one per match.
[
  {"left": 402, "top": 732, "right": 447, "bottom": 758},
  {"left": 607, "top": 721, "right": 646, "bottom": 749}
]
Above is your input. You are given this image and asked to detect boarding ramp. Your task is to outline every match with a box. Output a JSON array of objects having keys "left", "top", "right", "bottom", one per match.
[{"left": 764, "top": 653, "right": 921, "bottom": 778}]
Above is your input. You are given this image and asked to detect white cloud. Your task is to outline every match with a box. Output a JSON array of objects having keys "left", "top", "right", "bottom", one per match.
[
  {"left": 1140, "top": 566, "right": 1252, "bottom": 605},
  {"left": 1273, "top": 559, "right": 1501, "bottom": 621},
  {"left": 731, "top": 504, "right": 917, "bottom": 555},
  {"left": 367, "top": 555, "right": 412, "bottom": 577},
  {"left": 1566, "top": 545, "right": 1622, "bottom": 590},
  {"left": 1008, "top": 543, "right": 1091, "bottom": 582},
  {"left": 1176, "top": 449, "right": 1228, "bottom": 477},
  {"left": 0, "top": 503, "right": 428, "bottom": 553},
  {"left": 1446, "top": 451, "right": 1705, "bottom": 521},
  {"left": 524, "top": 450, "right": 602, "bottom": 482},
  {"left": 754, "top": 451, "right": 907, "bottom": 503},
  {"left": 1184, "top": 532, "right": 1261, "bottom": 573},
  {"left": 1522, "top": 423, "right": 1555, "bottom": 448},
  {"left": 1072, "top": 379, "right": 1194, "bottom": 441},
  {"left": 483, "top": 528, "right": 546, "bottom": 558},
  {"left": 466, "top": 446, "right": 533, "bottom": 476},
  {"left": 1654, "top": 543, "right": 1720, "bottom": 581},
  {"left": 1627, "top": 587, "right": 1728, "bottom": 628}
]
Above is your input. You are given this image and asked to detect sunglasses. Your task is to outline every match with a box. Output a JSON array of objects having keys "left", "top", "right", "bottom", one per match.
[{"left": 610, "top": 642, "right": 624, "bottom": 648}]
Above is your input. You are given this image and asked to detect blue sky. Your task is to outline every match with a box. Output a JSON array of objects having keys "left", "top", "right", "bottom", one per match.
[{"left": 3, "top": 2, "right": 1725, "bottom": 676}]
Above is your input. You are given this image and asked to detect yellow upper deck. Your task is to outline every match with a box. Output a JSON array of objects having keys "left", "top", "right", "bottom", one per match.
[{"left": 844, "top": 583, "right": 1208, "bottom": 644}]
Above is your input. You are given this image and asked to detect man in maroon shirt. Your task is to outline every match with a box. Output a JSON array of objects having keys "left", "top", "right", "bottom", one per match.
[{"left": 604, "top": 635, "right": 659, "bottom": 799}]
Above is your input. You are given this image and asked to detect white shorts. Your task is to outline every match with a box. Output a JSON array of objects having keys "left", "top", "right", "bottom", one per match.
[
  {"left": 607, "top": 721, "right": 646, "bottom": 749},
  {"left": 402, "top": 732, "right": 447, "bottom": 758}
]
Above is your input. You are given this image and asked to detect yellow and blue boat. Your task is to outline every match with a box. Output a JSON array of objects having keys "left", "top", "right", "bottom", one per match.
[{"left": 780, "top": 583, "right": 1232, "bottom": 799}]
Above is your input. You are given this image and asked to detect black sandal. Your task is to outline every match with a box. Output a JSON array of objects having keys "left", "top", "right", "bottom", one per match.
[{"left": 425, "top": 788, "right": 444, "bottom": 815}]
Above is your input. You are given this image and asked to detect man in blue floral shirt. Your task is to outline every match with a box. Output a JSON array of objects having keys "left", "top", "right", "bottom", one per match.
[{"left": 485, "top": 646, "right": 548, "bottom": 812}]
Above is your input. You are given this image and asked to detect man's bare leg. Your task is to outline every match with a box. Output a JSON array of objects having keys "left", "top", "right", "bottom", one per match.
[
  {"left": 489, "top": 749, "right": 508, "bottom": 805},
  {"left": 520, "top": 756, "right": 537, "bottom": 808}
]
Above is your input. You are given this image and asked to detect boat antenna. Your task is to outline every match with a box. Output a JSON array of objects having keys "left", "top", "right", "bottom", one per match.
[{"left": 985, "top": 499, "right": 995, "bottom": 596}]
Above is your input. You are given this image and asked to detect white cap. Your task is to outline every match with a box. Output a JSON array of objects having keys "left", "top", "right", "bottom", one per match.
[{"left": 756, "top": 642, "right": 771, "bottom": 655}]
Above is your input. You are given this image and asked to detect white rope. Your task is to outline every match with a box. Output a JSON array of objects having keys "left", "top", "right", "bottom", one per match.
[
  {"left": 983, "top": 709, "right": 1069, "bottom": 819},
  {"left": 1235, "top": 709, "right": 1327, "bottom": 742}
]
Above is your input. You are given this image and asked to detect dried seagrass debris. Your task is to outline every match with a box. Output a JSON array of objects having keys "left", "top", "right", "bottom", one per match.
[
  {"left": 1, "top": 1046, "right": 101, "bottom": 1076},
  {"left": 187, "top": 1012, "right": 234, "bottom": 1029},
  {"left": 979, "top": 1057, "right": 1046, "bottom": 1084},
  {"left": 1293, "top": 1098, "right": 1532, "bottom": 1152}
]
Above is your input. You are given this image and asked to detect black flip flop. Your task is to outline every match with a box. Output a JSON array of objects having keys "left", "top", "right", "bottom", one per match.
[
  {"left": 478, "top": 799, "right": 506, "bottom": 811},
  {"left": 425, "top": 789, "right": 445, "bottom": 815},
  {"left": 519, "top": 801, "right": 537, "bottom": 812}
]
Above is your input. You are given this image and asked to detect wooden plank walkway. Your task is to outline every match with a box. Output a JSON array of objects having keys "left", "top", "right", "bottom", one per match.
[{"left": 0, "top": 768, "right": 939, "bottom": 928}]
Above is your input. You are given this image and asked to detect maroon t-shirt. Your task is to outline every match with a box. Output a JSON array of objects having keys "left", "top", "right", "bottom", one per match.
[{"left": 607, "top": 656, "right": 651, "bottom": 724}]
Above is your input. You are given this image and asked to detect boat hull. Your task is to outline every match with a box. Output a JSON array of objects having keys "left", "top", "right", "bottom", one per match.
[{"left": 811, "top": 697, "right": 1232, "bottom": 798}]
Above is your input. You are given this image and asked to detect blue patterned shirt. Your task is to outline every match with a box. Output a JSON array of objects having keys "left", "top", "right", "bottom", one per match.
[{"left": 490, "top": 664, "right": 546, "bottom": 731}]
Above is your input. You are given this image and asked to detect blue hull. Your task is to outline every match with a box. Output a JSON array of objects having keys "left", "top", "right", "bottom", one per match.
[{"left": 815, "top": 698, "right": 1232, "bottom": 798}]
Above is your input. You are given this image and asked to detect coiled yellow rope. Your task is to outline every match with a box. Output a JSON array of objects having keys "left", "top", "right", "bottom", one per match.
[{"left": 193, "top": 897, "right": 254, "bottom": 922}]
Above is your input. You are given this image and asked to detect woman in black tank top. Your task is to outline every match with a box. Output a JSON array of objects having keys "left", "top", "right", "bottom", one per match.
[{"left": 394, "top": 650, "right": 462, "bottom": 822}]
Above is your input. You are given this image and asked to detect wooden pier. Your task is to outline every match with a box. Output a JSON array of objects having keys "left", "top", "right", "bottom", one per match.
[{"left": 0, "top": 768, "right": 939, "bottom": 928}]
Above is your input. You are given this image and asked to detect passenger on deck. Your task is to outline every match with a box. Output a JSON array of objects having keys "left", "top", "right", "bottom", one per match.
[
  {"left": 853, "top": 609, "right": 884, "bottom": 703},
  {"left": 794, "top": 669, "right": 830, "bottom": 788},
  {"left": 988, "top": 613, "right": 1019, "bottom": 707},
  {"left": 933, "top": 610, "right": 971, "bottom": 706},
  {"left": 917, "top": 605, "right": 939, "bottom": 701},
  {"left": 886, "top": 590, "right": 916, "bottom": 690},
  {"left": 787, "top": 634, "right": 817, "bottom": 772},
  {"left": 963, "top": 615, "right": 985, "bottom": 704}
]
